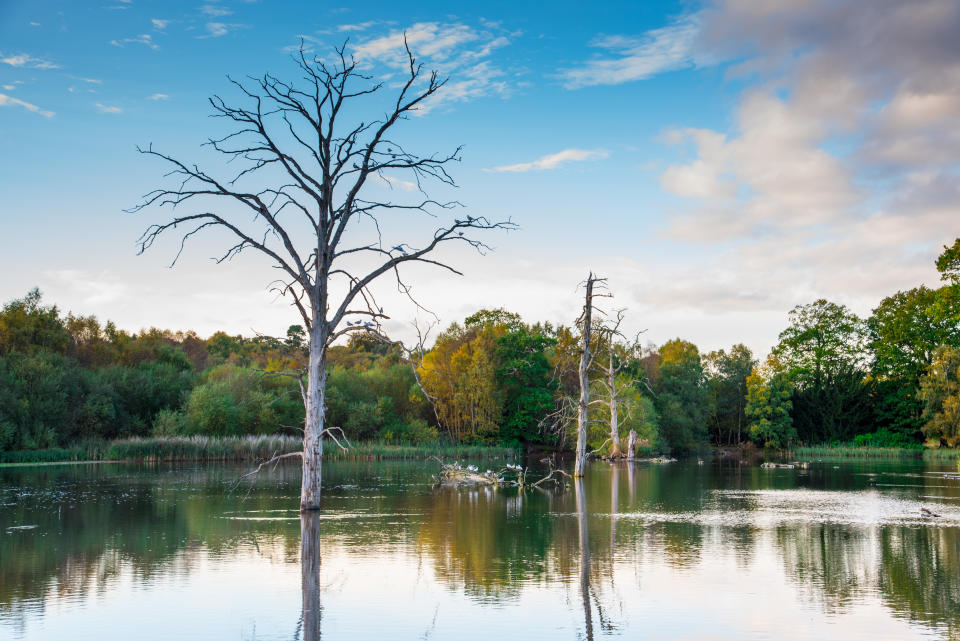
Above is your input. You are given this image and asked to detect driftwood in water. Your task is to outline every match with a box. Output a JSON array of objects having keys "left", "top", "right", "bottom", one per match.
[
  {"left": 531, "top": 468, "right": 572, "bottom": 488},
  {"left": 434, "top": 460, "right": 569, "bottom": 489}
]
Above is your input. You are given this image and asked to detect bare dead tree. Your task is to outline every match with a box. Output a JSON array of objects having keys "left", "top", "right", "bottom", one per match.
[
  {"left": 575, "top": 273, "right": 607, "bottom": 477},
  {"left": 594, "top": 309, "right": 644, "bottom": 459},
  {"left": 130, "top": 41, "right": 514, "bottom": 510}
]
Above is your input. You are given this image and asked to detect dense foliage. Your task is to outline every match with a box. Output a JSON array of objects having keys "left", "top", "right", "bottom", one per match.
[{"left": 2, "top": 238, "right": 959, "bottom": 456}]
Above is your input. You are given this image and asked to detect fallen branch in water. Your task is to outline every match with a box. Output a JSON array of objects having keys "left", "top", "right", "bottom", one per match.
[
  {"left": 435, "top": 461, "right": 505, "bottom": 485},
  {"left": 532, "top": 468, "right": 572, "bottom": 488},
  {"left": 432, "top": 459, "right": 571, "bottom": 490}
]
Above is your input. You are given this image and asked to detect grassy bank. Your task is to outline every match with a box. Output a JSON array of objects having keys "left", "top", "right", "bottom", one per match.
[
  {"left": 788, "top": 444, "right": 960, "bottom": 461},
  {"left": 0, "top": 435, "right": 519, "bottom": 465}
]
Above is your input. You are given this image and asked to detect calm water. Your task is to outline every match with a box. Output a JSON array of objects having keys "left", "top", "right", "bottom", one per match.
[{"left": 2, "top": 457, "right": 959, "bottom": 640}]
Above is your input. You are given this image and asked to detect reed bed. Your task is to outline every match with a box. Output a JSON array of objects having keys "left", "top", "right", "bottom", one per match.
[
  {"left": 789, "top": 444, "right": 960, "bottom": 461},
  {"left": 1, "top": 436, "right": 518, "bottom": 464}
]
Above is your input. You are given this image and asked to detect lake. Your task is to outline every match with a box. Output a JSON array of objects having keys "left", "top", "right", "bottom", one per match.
[{"left": 1, "top": 457, "right": 959, "bottom": 640}]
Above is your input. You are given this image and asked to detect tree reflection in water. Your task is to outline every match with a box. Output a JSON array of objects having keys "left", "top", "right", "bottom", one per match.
[
  {"left": 576, "top": 477, "right": 593, "bottom": 641},
  {"left": 299, "top": 512, "right": 322, "bottom": 641},
  {"left": 1, "top": 459, "right": 959, "bottom": 640}
]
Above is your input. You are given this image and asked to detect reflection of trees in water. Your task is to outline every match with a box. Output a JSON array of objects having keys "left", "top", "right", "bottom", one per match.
[
  {"left": 878, "top": 526, "right": 960, "bottom": 639},
  {"left": 299, "top": 512, "right": 322, "bottom": 641},
  {"left": 774, "top": 522, "right": 960, "bottom": 636},
  {"left": 414, "top": 485, "right": 557, "bottom": 600},
  {"left": 0, "top": 463, "right": 301, "bottom": 624},
  {"left": 775, "top": 524, "right": 874, "bottom": 613},
  {"left": 3, "top": 460, "right": 960, "bottom": 639}
]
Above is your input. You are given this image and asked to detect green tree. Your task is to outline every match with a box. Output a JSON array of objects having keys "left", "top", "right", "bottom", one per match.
[
  {"left": 704, "top": 344, "right": 756, "bottom": 446},
  {"left": 0, "top": 289, "right": 69, "bottom": 355},
  {"left": 772, "top": 299, "right": 871, "bottom": 443},
  {"left": 867, "top": 286, "right": 960, "bottom": 440},
  {"left": 495, "top": 325, "right": 557, "bottom": 446},
  {"left": 935, "top": 238, "right": 960, "bottom": 285},
  {"left": 655, "top": 339, "right": 709, "bottom": 453},
  {"left": 773, "top": 299, "right": 866, "bottom": 387},
  {"left": 744, "top": 366, "right": 795, "bottom": 448},
  {"left": 919, "top": 345, "right": 960, "bottom": 447},
  {"left": 869, "top": 287, "right": 958, "bottom": 383}
]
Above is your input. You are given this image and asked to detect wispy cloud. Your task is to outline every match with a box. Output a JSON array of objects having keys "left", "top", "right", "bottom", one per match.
[
  {"left": 373, "top": 173, "right": 417, "bottom": 191},
  {"left": 95, "top": 102, "right": 123, "bottom": 114},
  {"left": 43, "top": 270, "right": 131, "bottom": 306},
  {"left": 347, "top": 21, "right": 514, "bottom": 112},
  {"left": 203, "top": 22, "right": 246, "bottom": 37},
  {"left": 0, "top": 93, "right": 54, "bottom": 118},
  {"left": 338, "top": 21, "right": 379, "bottom": 32},
  {"left": 0, "top": 52, "right": 60, "bottom": 69},
  {"left": 486, "top": 148, "right": 609, "bottom": 173},
  {"left": 560, "top": 16, "right": 701, "bottom": 89},
  {"left": 147, "top": 93, "right": 169, "bottom": 100},
  {"left": 151, "top": 18, "right": 170, "bottom": 30},
  {"left": 201, "top": 4, "right": 233, "bottom": 17},
  {"left": 110, "top": 34, "right": 159, "bottom": 50}
]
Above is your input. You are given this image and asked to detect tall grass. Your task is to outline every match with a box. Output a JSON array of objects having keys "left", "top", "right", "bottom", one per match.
[
  {"left": 788, "top": 444, "right": 960, "bottom": 461},
  {"left": 0, "top": 436, "right": 518, "bottom": 464},
  {"left": 322, "top": 441, "right": 518, "bottom": 461}
]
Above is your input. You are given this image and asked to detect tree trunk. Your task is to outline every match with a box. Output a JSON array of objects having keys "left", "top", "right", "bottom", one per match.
[
  {"left": 609, "top": 464, "right": 619, "bottom": 552},
  {"left": 576, "top": 478, "right": 593, "bottom": 641},
  {"left": 575, "top": 275, "right": 594, "bottom": 477},
  {"left": 608, "top": 349, "right": 621, "bottom": 458},
  {"left": 300, "top": 512, "right": 322, "bottom": 640},
  {"left": 301, "top": 325, "right": 326, "bottom": 511},
  {"left": 626, "top": 429, "right": 637, "bottom": 460}
]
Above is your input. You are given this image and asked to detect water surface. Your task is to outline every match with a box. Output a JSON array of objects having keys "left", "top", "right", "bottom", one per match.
[{"left": 1, "top": 458, "right": 959, "bottom": 640}]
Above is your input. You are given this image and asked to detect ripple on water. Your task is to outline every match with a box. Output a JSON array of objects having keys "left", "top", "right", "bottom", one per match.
[{"left": 607, "top": 489, "right": 960, "bottom": 528}]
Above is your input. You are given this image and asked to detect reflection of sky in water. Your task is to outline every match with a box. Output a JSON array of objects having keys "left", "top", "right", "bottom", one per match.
[{"left": 0, "top": 460, "right": 957, "bottom": 641}]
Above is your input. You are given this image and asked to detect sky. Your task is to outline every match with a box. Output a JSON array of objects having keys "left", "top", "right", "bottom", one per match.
[{"left": 1, "top": 0, "right": 958, "bottom": 358}]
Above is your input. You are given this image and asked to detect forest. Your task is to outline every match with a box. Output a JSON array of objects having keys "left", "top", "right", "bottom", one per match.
[{"left": 1, "top": 238, "right": 958, "bottom": 458}]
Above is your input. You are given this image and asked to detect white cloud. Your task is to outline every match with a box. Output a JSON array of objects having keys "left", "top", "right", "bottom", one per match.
[
  {"left": 110, "top": 34, "right": 159, "bottom": 50},
  {"left": 2, "top": 84, "right": 14, "bottom": 91},
  {"left": 560, "top": 16, "right": 702, "bottom": 89},
  {"left": 95, "top": 102, "right": 123, "bottom": 114},
  {"left": 201, "top": 5, "right": 233, "bottom": 17},
  {"left": 0, "top": 52, "right": 60, "bottom": 69},
  {"left": 203, "top": 22, "right": 245, "bottom": 37},
  {"left": 647, "top": 0, "right": 960, "bottom": 329},
  {"left": 338, "top": 21, "right": 378, "bottom": 32},
  {"left": 151, "top": 18, "right": 170, "bottom": 30},
  {"left": 373, "top": 173, "right": 417, "bottom": 191},
  {"left": 42, "top": 270, "right": 130, "bottom": 306},
  {"left": 148, "top": 93, "right": 169, "bottom": 100},
  {"left": 345, "top": 22, "right": 514, "bottom": 113},
  {"left": 486, "top": 149, "right": 608, "bottom": 173},
  {"left": 0, "top": 93, "right": 54, "bottom": 118}
]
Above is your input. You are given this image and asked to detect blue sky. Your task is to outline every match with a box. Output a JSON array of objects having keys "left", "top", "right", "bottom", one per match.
[{"left": 2, "top": 0, "right": 958, "bottom": 356}]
